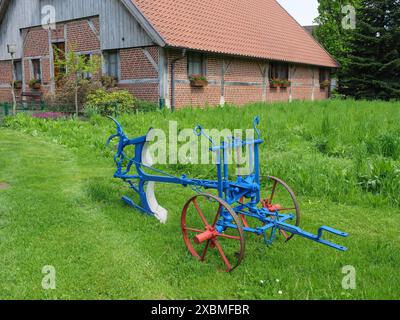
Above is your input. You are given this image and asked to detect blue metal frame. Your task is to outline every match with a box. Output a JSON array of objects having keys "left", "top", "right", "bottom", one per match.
[{"left": 107, "top": 116, "right": 348, "bottom": 251}]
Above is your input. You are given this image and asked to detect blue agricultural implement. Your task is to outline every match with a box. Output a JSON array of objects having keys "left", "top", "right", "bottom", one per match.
[{"left": 107, "top": 116, "right": 348, "bottom": 272}]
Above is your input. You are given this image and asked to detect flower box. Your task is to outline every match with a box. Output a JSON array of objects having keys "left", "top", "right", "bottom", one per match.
[
  {"left": 269, "top": 80, "right": 281, "bottom": 88},
  {"left": 280, "top": 80, "right": 291, "bottom": 88},
  {"left": 29, "top": 80, "right": 42, "bottom": 90},
  {"left": 32, "top": 83, "right": 41, "bottom": 90},
  {"left": 13, "top": 81, "right": 22, "bottom": 90},
  {"left": 189, "top": 75, "right": 208, "bottom": 87},
  {"left": 320, "top": 80, "right": 331, "bottom": 89}
]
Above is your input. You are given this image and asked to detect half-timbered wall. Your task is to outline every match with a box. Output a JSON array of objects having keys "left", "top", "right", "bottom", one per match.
[{"left": 0, "top": 0, "right": 154, "bottom": 61}]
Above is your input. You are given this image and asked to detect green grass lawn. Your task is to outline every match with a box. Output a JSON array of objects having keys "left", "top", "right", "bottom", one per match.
[{"left": 0, "top": 100, "right": 399, "bottom": 300}]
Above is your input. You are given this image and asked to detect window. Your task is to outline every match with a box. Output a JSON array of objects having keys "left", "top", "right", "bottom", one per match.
[
  {"left": 53, "top": 42, "right": 66, "bottom": 79},
  {"left": 80, "top": 54, "right": 92, "bottom": 80},
  {"left": 319, "top": 68, "right": 331, "bottom": 83},
  {"left": 269, "top": 62, "right": 289, "bottom": 80},
  {"left": 13, "top": 60, "right": 22, "bottom": 81},
  {"left": 104, "top": 51, "right": 119, "bottom": 79},
  {"left": 188, "top": 52, "right": 206, "bottom": 77},
  {"left": 31, "top": 59, "right": 41, "bottom": 81}
]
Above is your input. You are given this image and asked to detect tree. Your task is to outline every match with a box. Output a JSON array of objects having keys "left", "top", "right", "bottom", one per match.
[
  {"left": 314, "top": 0, "right": 361, "bottom": 65},
  {"left": 54, "top": 49, "right": 101, "bottom": 117},
  {"left": 341, "top": 0, "right": 400, "bottom": 100}
]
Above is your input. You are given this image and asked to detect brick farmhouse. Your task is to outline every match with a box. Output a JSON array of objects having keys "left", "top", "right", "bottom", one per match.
[{"left": 0, "top": 0, "right": 338, "bottom": 109}]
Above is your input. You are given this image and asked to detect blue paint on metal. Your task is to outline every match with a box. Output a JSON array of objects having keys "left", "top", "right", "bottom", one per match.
[{"left": 106, "top": 116, "right": 349, "bottom": 252}]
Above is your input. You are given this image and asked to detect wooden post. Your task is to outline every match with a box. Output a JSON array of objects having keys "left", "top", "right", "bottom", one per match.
[
  {"left": 311, "top": 68, "right": 315, "bottom": 101},
  {"left": 220, "top": 59, "right": 231, "bottom": 106},
  {"left": 48, "top": 29, "right": 55, "bottom": 95},
  {"left": 10, "top": 54, "right": 17, "bottom": 116},
  {"left": 289, "top": 65, "right": 297, "bottom": 103},
  {"left": 259, "top": 63, "right": 269, "bottom": 102}
]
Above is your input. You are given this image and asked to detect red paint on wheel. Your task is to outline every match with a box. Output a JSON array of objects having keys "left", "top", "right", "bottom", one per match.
[{"left": 194, "top": 230, "right": 215, "bottom": 244}]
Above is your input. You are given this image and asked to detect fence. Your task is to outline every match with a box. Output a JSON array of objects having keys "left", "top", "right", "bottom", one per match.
[{"left": 0, "top": 101, "right": 76, "bottom": 120}]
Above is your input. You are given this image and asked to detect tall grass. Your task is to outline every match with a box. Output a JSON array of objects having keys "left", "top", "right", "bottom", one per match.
[{"left": 3, "top": 99, "right": 400, "bottom": 208}]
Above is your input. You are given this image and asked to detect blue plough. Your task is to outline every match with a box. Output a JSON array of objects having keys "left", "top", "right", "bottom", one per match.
[{"left": 107, "top": 116, "right": 348, "bottom": 272}]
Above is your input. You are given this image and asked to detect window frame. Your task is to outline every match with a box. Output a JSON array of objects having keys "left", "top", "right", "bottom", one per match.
[
  {"left": 13, "top": 60, "right": 23, "bottom": 82},
  {"left": 53, "top": 42, "right": 66, "bottom": 79},
  {"left": 103, "top": 50, "right": 120, "bottom": 80},
  {"left": 269, "top": 62, "right": 289, "bottom": 81},
  {"left": 319, "top": 68, "right": 331, "bottom": 83},
  {"left": 79, "top": 54, "right": 93, "bottom": 80},
  {"left": 187, "top": 52, "right": 206, "bottom": 77},
  {"left": 31, "top": 59, "right": 42, "bottom": 82}
]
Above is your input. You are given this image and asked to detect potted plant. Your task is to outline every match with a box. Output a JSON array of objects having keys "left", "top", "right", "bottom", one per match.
[
  {"left": 269, "top": 78, "right": 281, "bottom": 88},
  {"left": 29, "top": 79, "right": 41, "bottom": 90},
  {"left": 12, "top": 80, "right": 22, "bottom": 90},
  {"left": 189, "top": 74, "right": 208, "bottom": 87},
  {"left": 281, "top": 80, "right": 291, "bottom": 88},
  {"left": 320, "top": 80, "right": 331, "bottom": 89}
]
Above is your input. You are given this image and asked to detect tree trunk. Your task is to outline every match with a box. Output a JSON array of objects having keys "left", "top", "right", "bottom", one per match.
[
  {"left": 75, "top": 83, "right": 79, "bottom": 118},
  {"left": 11, "top": 86, "right": 17, "bottom": 116}
]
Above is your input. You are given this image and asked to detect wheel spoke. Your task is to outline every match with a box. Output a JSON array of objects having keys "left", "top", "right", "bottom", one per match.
[
  {"left": 184, "top": 227, "right": 204, "bottom": 233},
  {"left": 182, "top": 194, "right": 244, "bottom": 272},
  {"left": 214, "top": 240, "right": 232, "bottom": 271},
  {"left": 264, "top": 177, "right": 301, "bottom": 243},
  {"left": 193, "top": 199, "right": 210, "bottom": 227},
  {"left": 280, "top": 230, "right": 290, "bottom": 241},
  {"left": 240, "top": 214, "right": 250, "bottom": 228},
  {"left": 216, "top": 233, "right": 241, "bottom": 241},
  {"left": 269, "top": 180, "right": 278, "bottom": 203},
  {"left": 212, "top": 204, "right": 222, "bottom": 227},
  {"left": 201, "top": 240, "right": 211, "bottom": 261}
]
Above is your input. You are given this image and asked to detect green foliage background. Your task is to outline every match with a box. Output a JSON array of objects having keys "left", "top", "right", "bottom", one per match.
[{"left": 315, "top": 0, "right": 400, "bottom": 100}]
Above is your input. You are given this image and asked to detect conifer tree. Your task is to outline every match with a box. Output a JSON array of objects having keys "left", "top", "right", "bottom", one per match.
[{"left": 341, "top": 0, "right": 400, "bottom": 100}]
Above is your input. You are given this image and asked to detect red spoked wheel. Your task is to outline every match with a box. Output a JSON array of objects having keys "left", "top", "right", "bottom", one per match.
[
  {"left": 262, "top": 176, "right": 301, "bottom": 242},
  {"left": 181, "top": 194, "right": 245, "bottom": 272}
]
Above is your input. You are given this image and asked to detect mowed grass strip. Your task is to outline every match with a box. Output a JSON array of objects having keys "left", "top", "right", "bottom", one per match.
[{"left": 0, "top": 99, "right": 399, "bottom": 299}]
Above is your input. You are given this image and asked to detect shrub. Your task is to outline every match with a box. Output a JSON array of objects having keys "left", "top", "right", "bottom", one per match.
[
  {"left": 44, "top": 78, "right": 102, "bottom": 113},
  {"left": 84, "top": 89, "right": 136, "bottom": 116},
  {"left": 101, "top": 76, "right": 118, "bottom": 89},
  {"left": 135, "top": 99, "right": 159, "bottom": 113}
]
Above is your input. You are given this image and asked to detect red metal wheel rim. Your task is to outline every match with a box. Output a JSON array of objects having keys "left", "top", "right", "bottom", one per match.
[
  {"left": 181, "top": 193, "right": 245, "bottom": 272},
  {"left": 264, "top": 176, "right": 301, "bottom": 242}
]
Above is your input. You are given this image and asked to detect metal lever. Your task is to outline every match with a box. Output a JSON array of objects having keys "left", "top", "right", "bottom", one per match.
[{"left": 194, "top": 125, "right": 216, "bottom": 147}]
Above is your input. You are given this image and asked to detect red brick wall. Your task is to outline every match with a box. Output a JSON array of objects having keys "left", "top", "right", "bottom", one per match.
[
  {"left": 0, "top": 60, "right": 12, "bottom": 84},
  {"left": 0, "top": 60, "right": 19, "bottom": 102},
  {"left": 167, "top": 50, "right": 222, "bottom": 107},
  {"left": 120, "top": 47, "right": 158, "bottom": 80},
  {"left": 118, "top": 47, "right": 160, "bottom": 102},
  {"left": 66, "top": 18, "right": 100, "bottom": 52},
  {"left": 24, "top": 27, "right": 49, "bottom": 58},
  {"left": 167, "top": 49, "right": 329, "bottom": 108},
  {"left": 51, "top": 25, "right": 65, "bottom": 42}
]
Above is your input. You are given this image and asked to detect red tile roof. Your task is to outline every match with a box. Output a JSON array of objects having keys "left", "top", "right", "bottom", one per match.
[{"left": 133, "top": 0, "right": 338, "bottom": 68}]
